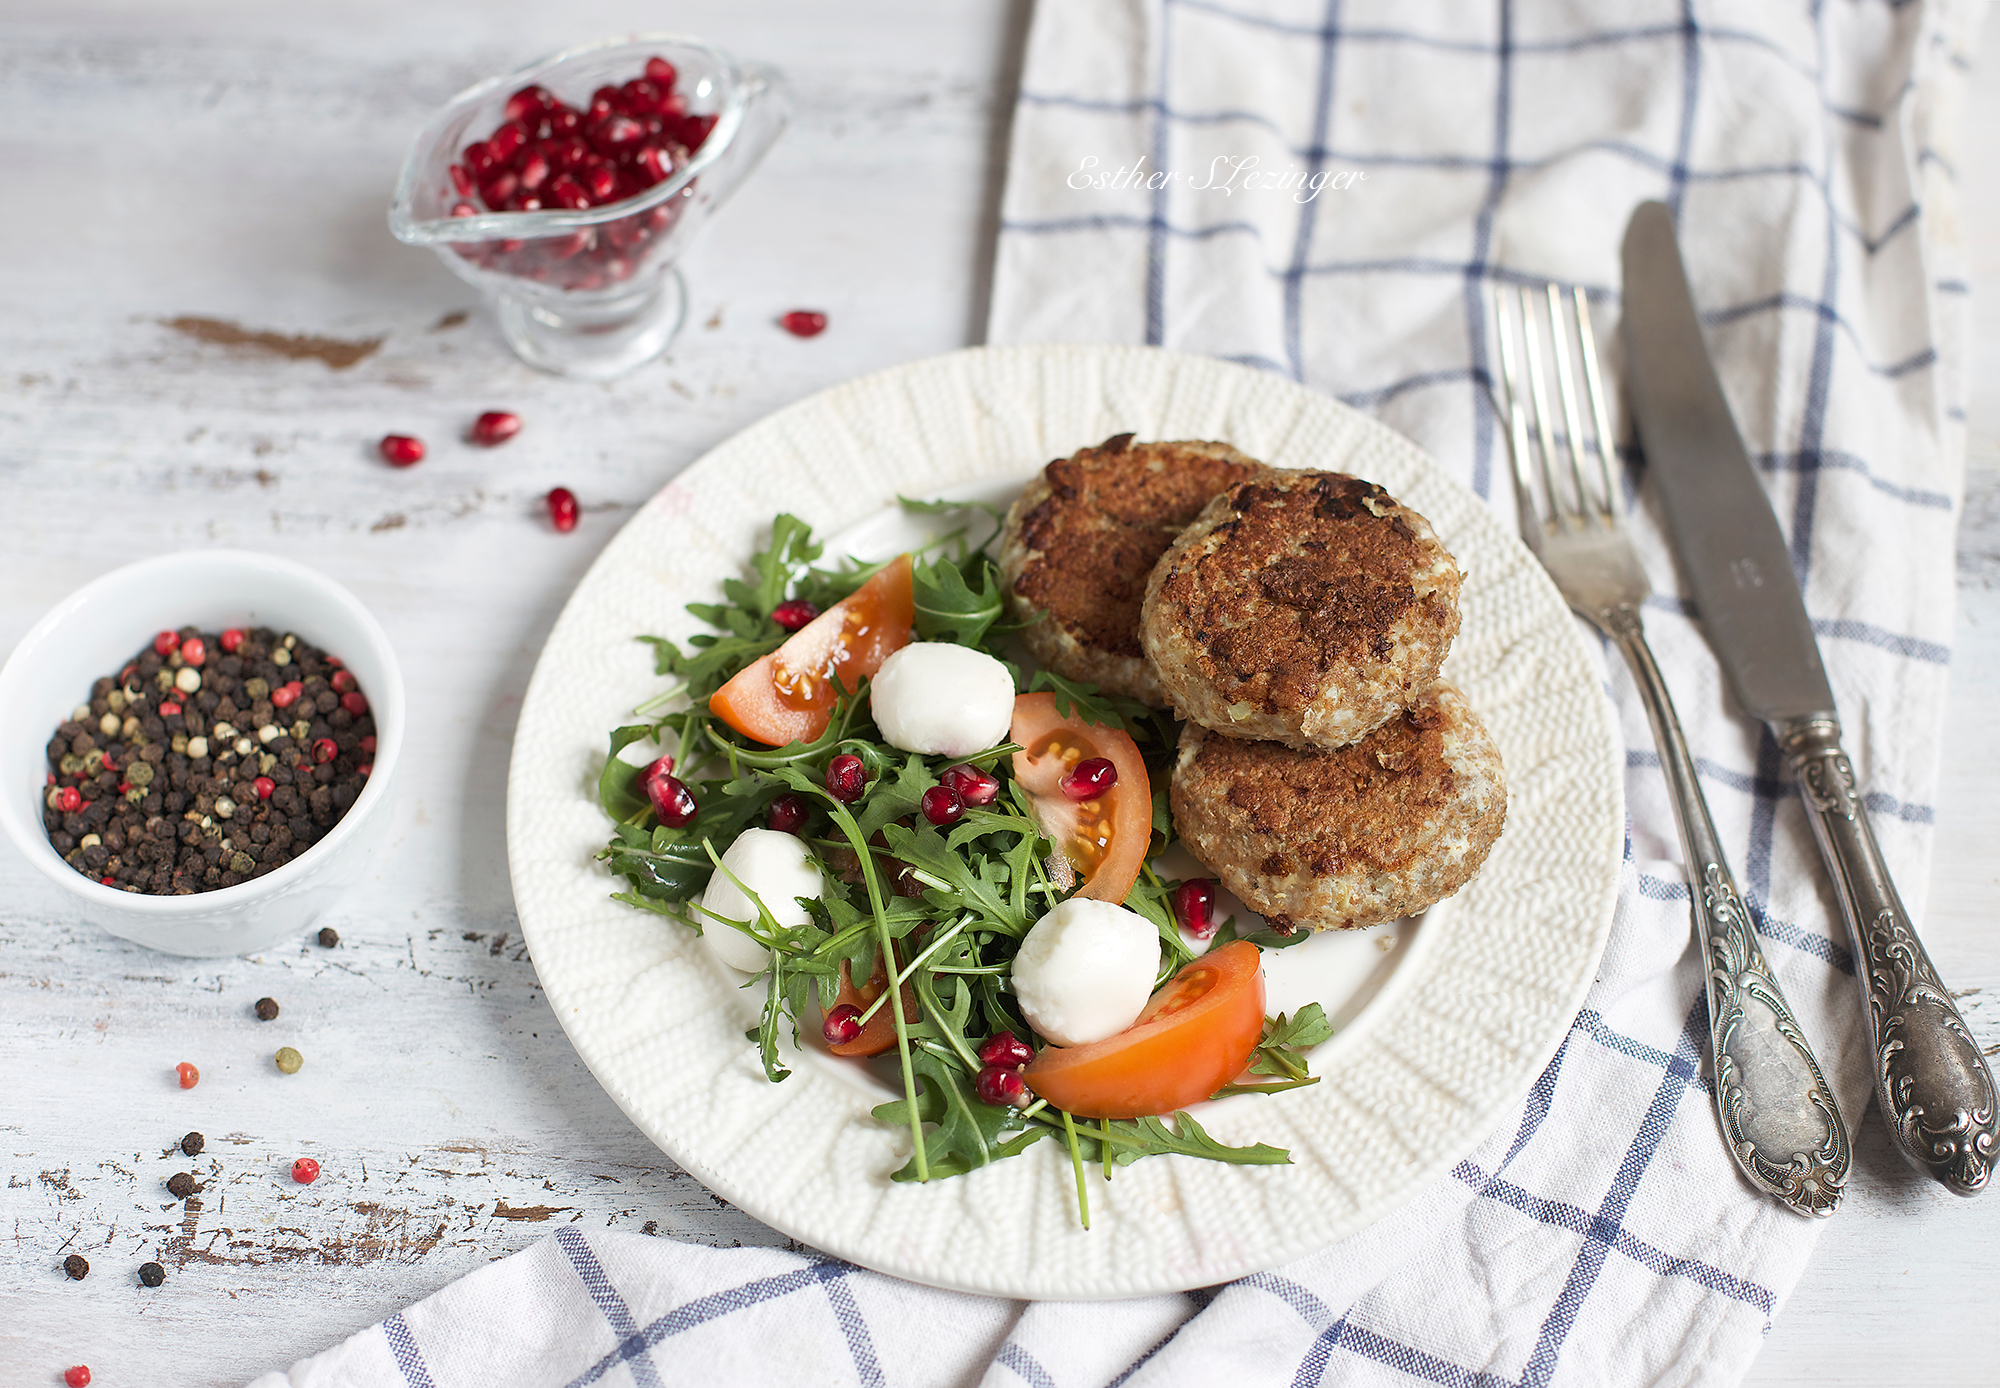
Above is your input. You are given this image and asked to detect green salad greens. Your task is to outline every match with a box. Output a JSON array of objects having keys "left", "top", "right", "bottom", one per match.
[{"left": 596, "top": 504, "right": 1322, "bottom": 1225}]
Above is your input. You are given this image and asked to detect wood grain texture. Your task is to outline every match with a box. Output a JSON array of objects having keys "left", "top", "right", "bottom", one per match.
[{"left": 0, "top": 0, "right": 1992, "bottom": 1384}]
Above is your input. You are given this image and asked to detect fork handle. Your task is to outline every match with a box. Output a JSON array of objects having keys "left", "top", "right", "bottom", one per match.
[
  {"left": 1777, "top": 717, "right": 1998, "bottom": 1195},
  {"left": 1600, "top": 607, "right": 1851, "bottom": 1215}
]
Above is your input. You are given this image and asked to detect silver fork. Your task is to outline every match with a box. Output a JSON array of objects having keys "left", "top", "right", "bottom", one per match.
[{"left": 1491, "top": 282, "right": 1850, "bottom": 1217}]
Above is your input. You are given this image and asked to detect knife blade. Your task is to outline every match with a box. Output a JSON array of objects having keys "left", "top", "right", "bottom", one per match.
[{"left": 1620, "top": 200, "right": 1998, "bottom": 1196}]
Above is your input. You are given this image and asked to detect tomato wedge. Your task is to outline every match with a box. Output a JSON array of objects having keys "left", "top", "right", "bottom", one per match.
[
  {"left": 1022, "top": 941, "right": 1266, "bottom": 1118},
  {"left": 710, "top": 555, "right": 914, "bottom": 747},
  {"left": 824, "top": 949, "right": 919, "bottom": 1058},
  {"left": 1009, "top": 692, "right": 1151, "bottom": 904}
]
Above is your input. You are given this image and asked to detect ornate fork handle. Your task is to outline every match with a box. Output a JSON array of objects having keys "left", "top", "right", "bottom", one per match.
[
  {"left": 1600, "top": 607, "right": 1851, "bottom": 1215},
  {"left": 1778, "top": 718, "right": 1998, "bottom": 1195}
]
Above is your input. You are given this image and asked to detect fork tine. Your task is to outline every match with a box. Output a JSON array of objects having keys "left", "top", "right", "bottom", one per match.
[
  {"left": 1489, "top": 284, "right": 1540, "bottom": 515},
  {"left": 1518, "top": 286, "right": 1568, "bottom": 524},
  {"left": 1545, "top": 284, "right": 1594, "bottom": 520},
  {"left": 1573, "top": 286, "right": 1621, "bottom": 519}
]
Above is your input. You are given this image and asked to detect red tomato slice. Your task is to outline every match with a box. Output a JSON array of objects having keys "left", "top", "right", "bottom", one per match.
[
  {"left": 825, "top": 949, "right": 918, "bottom": 1058},
  {"left": 710, "top": 555, "right": 914, "bottom": 747},
  {"left": 1009, "top": 692, "right": 1151, "bottom": 904},
  {"left": 1022, "top": 942, "right": 1266, "bottom": 1118}
]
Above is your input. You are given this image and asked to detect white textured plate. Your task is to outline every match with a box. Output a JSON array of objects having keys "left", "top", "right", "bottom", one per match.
[{"left": 506, "top": 344, "right": 1623, "bottom": 1300}]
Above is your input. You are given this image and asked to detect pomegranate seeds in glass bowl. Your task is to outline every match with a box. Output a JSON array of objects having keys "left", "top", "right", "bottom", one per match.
[{"left": 389, "top": 35, "right": 791, "bottom": 381}]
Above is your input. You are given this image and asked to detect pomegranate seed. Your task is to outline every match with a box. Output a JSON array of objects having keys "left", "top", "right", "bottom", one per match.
[
  {"left": 620, "top": 77, "right": 664, "bottom": 116},
  {"left": 488, "top": 120, "right": 527, "bottom": 163},
  {"left": 65, "top": 1367, "right": 91, "bottom": 1388},
  {"left": 645, "top": 55, "right": 678, "bottom": 85},
  {"left": 253, "top": 776, "right": 275, "bottom": 800},
  {"left": 546, "top": 487, "right": 580, "bottom": 532},
  {"left": 220, "top": 627, "right": 246, "bottom": 653},
  {"left": 767, "top": 793, "right": 809, "bottom": 835},
  {"left": 339, "top": 691, "right": 368, "bottom": 717},
  {"left": 547, "top": 135, "right": 589, "bottom": 169},
  {"left": 660, "top": 93, "right": 690, "bottom": 119},
  {"left": 1174, "top": 878, "right": 1217, "bottom": 939},
  {"left": 825, "top": 754, "right": 868, "bottom": 803},
  {"left": 360, "top": 735, "right": 377, "bottom": 754},
  {"left": 291, "top": 1157, "right": 320, "bottom": 1185},
  {"left": 153, "top": 630, "right": 180, "bottom": 656},
  {"left": 503, "top": 84, "right": 553, "bottom": 125},
  {"left": 449, "top": 163, "right": 474, "bottom": 196},
  {"left": 920, "top": 785, "right": 965, "bottom": 827},
  {"left": 176, "top": 1061, "right": 199, "bottom": 1089},
  {"left": 589, "top": 84, "right": 622, "bottom": 117},
  {"left": 975, "top": 1065, "right": 1028, "bottom": 1107},
  {"left": 464, "top": 140, "right": 497, "bottom": 178},
  {"left": 590, "top": 114, "right": 647, "bottom": 155},
  {"left": 1060, "top": 757, "right": 1117, "bottom": 801},
  {"left": 516, "top": 150, "right": 551, "bottom": 191},
  {"left": 939, "top": 764, "right": 1001, "bottom": 807},
  {"left": 450, "top": 201, "right": 478, "bottom": 218},
  {"left": 331, "top": 669, "right": 357, "bottom": 692},
  {"left": 821, "top": 1004, "right": 864, "bottom": 1046},
  {"left": 548, "top": 229, "right": 594, "bottom": 260},
  {"left": 506, "top": 192, "right": 544, "bottom": 214},
  {"left": 636, "top": 753, "right": 675, "bottom": 796},
  {"left": 978, "top": 1030, "right": 1034, "bottom": 1068},
  {"left": 682, "top": 114, "right": 718, "bottom": 151},
  {"left": 548, "top": 174, "right": 591, "bottom": 210},
  {"left": 55, "top": 786, "right": 82, "bottom": 814},
  {"left": 159, "top": 701, "right": 181, "bottom": 717},
  {"left": 581, "top": 165, "right": 619, "bottom": 202},
  {"left": 470, "top": 410, "right": 522, "bottom": 446},
  {"left": 180, "top": 636, "right": 207, "bottom": 667},
  {"left": 270, "top": 683, "right": 298, "bottom": 709},
  {"left": 634, "top": 144, "right": 677, "bottom": 185},
  {"left": 771, "top": 599, "right": 820, "bottom": 631},
  {"left": 549, "top": 106, "right": 583, "bottom": 137},
  {"left": 779, "top": 310, "right": 828, "bottom": 338},
  {"left": 311, "top": 738, "right": 339, "bottom": 764},
  {"left": 645, "top": 770, "right": 698, "bottom": 827},
  {"left": 380, "top": 435, "right": 425, "bottom": 467}
]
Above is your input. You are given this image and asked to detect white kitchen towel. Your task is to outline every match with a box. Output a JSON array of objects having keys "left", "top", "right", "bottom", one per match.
[{"left": 247, "top": 2, "right": 1984, "bottom": 1386}]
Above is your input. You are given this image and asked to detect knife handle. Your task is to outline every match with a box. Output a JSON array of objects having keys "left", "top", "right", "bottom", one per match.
[
  {"left": 1779, "top": 718, "right": 1999, "bottom": 1195},
  {"left": 1606, "top": 611, "right": 1850, "bottom": 1215}
]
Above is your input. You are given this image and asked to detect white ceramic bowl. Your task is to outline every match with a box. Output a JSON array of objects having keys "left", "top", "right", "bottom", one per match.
[{"left": 0, "top": 550, "right": 404, "bottom": 957}]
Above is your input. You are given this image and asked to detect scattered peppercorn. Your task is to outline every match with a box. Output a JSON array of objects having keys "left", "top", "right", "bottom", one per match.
[
  {"left": 291, "top": 1157, "right": 320, "bottom": 1184},
  {"left": 175, "top": 1062, "right": 199, "bottom": 1089},
  {"left": 65, "top": 1366, "right": 91, "bottom": 1388},
  {"left": 166, "top": 1172, "right": 196, "bottom": 1200},
  {"left": 63, "top": 1254, "right": 89, "bottom": 1280},
  {"left": 254, "top": 997, "right": 280, "bottom": 1021},
  {"left": 318, "top": 926, "right": 340, "bottom": 947},
  {"left": 181, "top": 1131, "right": 205, "bottom": 1156},
  {"left": 275, "top": 1046, "right": 303, "bottom": 1074},
  {"left": 138, "top": 1261, "right": 165, "bottom": 1287}
]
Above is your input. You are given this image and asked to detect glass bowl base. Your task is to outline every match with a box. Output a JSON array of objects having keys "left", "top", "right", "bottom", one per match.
[{"left": 493, "top": 268, "right": 686, "bottom": 380}]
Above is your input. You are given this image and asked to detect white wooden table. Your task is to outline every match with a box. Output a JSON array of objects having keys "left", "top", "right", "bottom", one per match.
[{"left": 1, "top": 4, "right": 1993, "bottom": 1384}]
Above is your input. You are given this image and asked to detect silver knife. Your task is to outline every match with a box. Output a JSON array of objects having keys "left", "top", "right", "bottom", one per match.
[{"left": 1621, "top": 200, "right": 1998, "bottom": 1196}]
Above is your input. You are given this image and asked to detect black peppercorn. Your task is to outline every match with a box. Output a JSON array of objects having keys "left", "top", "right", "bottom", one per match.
[
  {"left": 317, "top": 926, "right": 339, "bottom": 947},
  {"left": 254, "top": 997, "right": 279, "bottom": 1021},
  {"left": 63, "top": 1254, "right": 88, "bottom": 1280},
  {"left": 138, "top": 1261, "right": 165, "bottom": 1287},
  {"left": 166, "top": 1173, "right": 195, "bottom": 1200},
  {"left": 180, "top": 1131, "right": 204, "bottom": 1157}
]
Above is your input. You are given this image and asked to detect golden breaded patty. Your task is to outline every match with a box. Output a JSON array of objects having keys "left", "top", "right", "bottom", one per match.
[
  {"left": 1000, "top": 434, "right": 1269, "bottom": 707},
  {"left": 1170, "top": 681, "right": 1505, "bottom": 931},
  {"left": 1141, "top": 470, "right": 1461, "bottom": 748}
]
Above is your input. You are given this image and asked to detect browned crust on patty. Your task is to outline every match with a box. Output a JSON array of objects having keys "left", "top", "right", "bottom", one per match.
[
  {"left": 1170, "top": 681, "right": 1506, "bottom": 930},
  {"left": 1141, "top": 470, "right": 1462, "bottom": 748},
  {"left": 1000, "top": 434, "right": 1269, "bottom": 706}
]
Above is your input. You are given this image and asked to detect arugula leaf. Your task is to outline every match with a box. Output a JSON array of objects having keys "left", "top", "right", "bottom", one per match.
[
  {"left": 1027, "top": 670, "right": 1155, "bottom": 733},
  {"left": 598, "top": 725, "right": 659, "bottom": 822},
  {"left": 1043, "top": 1109, "right": 1292, "bottom": 1167},
  {"left": 911, "top": 553, "right": 1006, "bottom": 647},
  {"left": 852, "top": 754, "right": 939, "bottom": 843},
  {"left": 1245, "top": 1004, "right": 1333, "bottom": 1081},
  {"left": 881, "top": 821, "right": 1029, "bottom": 937},
  {"left": 722, "top": 513, "right": 820, "bottom": 618},
  {"left": 872, "top": 1046, "right": 1046, "bottom": 1181}
]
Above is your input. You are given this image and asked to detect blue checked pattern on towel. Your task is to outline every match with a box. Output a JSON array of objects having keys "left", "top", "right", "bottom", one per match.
[{"left": 243, "top": 3, "right": 1980, "bottom": 1386}]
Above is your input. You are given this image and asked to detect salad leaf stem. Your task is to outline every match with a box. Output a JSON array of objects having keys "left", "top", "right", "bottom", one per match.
[{"left": 1061, "top": 1109, "right": 1091, "bottom": 1230}]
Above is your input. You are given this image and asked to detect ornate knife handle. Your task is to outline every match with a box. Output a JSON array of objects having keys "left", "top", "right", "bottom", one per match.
[
  {"left": 1779, "top": 718, "right": 1998, "bottom": 1195},
  {"left": 1604, "top": 610, "right": 1850, "bottom": 1215}
]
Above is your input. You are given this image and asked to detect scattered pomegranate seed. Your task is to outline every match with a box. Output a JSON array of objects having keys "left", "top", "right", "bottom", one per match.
[
  {"left": 939, "top": 764, "right": 1000, "bottom": 807},
  {"left": 645, "top": 770, "right": 698, "bottom": 827},
  {"left": 645, "top": 56, "right": 677, "bottom": 85},
  {"left": 920, "top": 785, "right": 965, "bottom": 827},
  {"left": 547, "top": 487, "right": 580, "bottom": 532},
  {"left": 339, "top": 692, "right": 368, "bottom": 717},
  {"left": 360, "top": 735, "right": 377, "bottom": 754},
  {"left": 822, "top": 1004, "right": 863, "bottom": 1046},
  {"left": 330, "top": 669, "right": 356, "bottom": 693},
  {"left": 771, "top": 599, "right": 820, "bottom": 631},
  {"left": 65, "top": 1367, "right": 91, "bottom": 1388},
  {"left": 311, "top": 738, "right": 339, "bottom": 764},
  {"left": 978, "top": 1031, "right": 1034, "bottom": 1068},
  {"left": 767, "top": 793, "right": 809, "bottom": 835},
  {"left": 253, "top": 777, "right": 275, "bottom": 800},
  {"left": 175, "top": 1062, "right": 199, "bottom": 1089},
  {"left": 159, "top": 701, "right": 181, "bottom": 718},
  {"left": 291, "top": 1157, "right": 320, "bottom": 1185},
  {"left": 179, "top": 636, "right": 207, "bottom": 667},
  {"left": 975, "top": 1065, "right": 1028, "bottom": 1107},
  {"left": 153, "top": 630, "right": 180, "bottom": 656},
  {"left": 1174, "top": 878, "right": 1217, "bottom": 939},
  {"left": 55, "top": 786, "right": 82, "bottom": 814},
  {"left": 1060, "top": 757, "right": 1117, "bottom": 802},
  {"left": 779, "top": 310, "right": 829, "bottom": 338},
  {"left": 470, "top": 411, "right": 522, "bottom": 446},
  {"left": 825, "top": 754, "right": 868, "bottom": 803},
  {"left": 379, "top": 435, "right": 426, "bottom": 467}
]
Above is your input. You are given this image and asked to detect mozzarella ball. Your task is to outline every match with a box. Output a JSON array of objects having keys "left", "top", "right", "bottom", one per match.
[
  {"left": 1011, "top": 898, "right": 1161, "bottom": 1047},
  {"left": 869, "top": 642, "right": 1016, "bottom": 758},
  {"left": 698, "top": 828, "right": 822, "bottom": 973}
]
